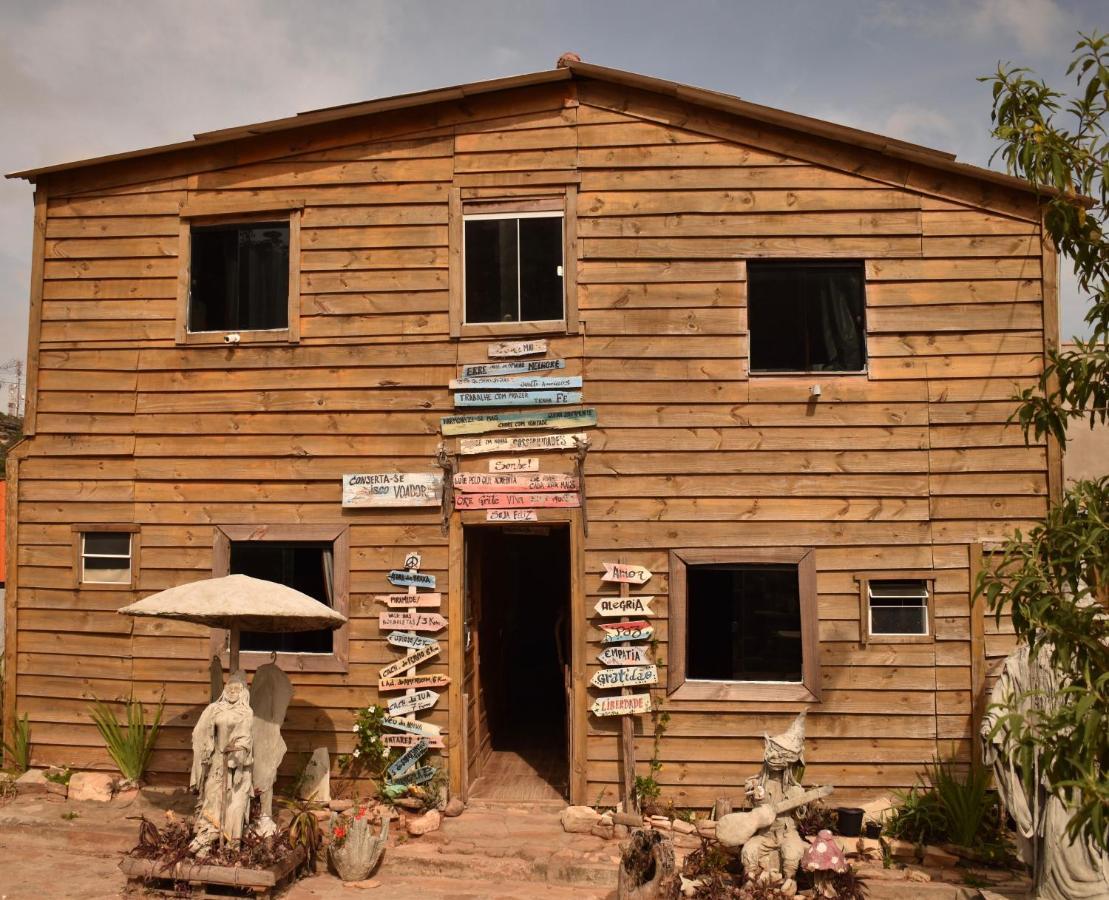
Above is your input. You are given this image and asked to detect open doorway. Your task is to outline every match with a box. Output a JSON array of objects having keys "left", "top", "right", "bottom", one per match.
[{"left": 464, "top": 524, "right": 570, "bottom": 801}]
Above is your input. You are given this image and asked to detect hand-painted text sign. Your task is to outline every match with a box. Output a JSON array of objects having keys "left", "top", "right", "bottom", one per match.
[
  {"left": 595, "top": 596, "right": 654, "bottom": 617},
  {"left": 454, "top": 472, "right": 579, "bottom": 493},
  {"left": 441, "top": 408, "right": 597, "bottom": 437},
  {"left": 487, "top": 509, "right": 538, "bottom": 522},
  {"left": 393, "top": 765, "right": 437, "bottom": 786},
  {"left": 342, "top": 473, "right": 443, "bottom": 508},
  {"left": 460, "top": 359, "right": 565, "bottom": 380},
  {"left": 455, "top": 492, "right": 580, "bottom": 510},
  {"left": 591, "top": 693, "right": 652, "bottom": 717},
  {"left": 403, "top": 551, "right": 422, "bottom": 570},
  {"left": 386, "top": 738, "right": 429, "bottom": 780},
  {"left": 599, "top": 645, "right": 652, "bottom": 667},
  {"left": 376, "top": 592, "right": 442, "bottom": 609},
  {"left": 380, "top": 611, "right": 446, "bottom": 632},
  {"left": 489, "top": 339, "right": 547, "bottom": 358},
  {"left": 379, "top": 642, "right": 441, "bottom": 679},
  {"left": 590, "top": 665, "right": 659, "bottom": 689},
  {"left": 388, "top": 631, "right": 437, "bottom": 650},
  {"left": 450, "top": 376, "right": 582, "bottom": 391},
  {"left": 383, "top": 732, "right": 444, "bottom": 750},
  {"left": 455, "top": 390, "right": 582, "bottom": 408},
  {"left": 459, "top": 432, "right": 587, "bottom": 456},
  {"left": 387, "top": 689, "right": 439, "bottom": 717},
  {"left": 381, "top": 715, "right": 441, "bottom": 737},
  {"left": 378, "top": 673, "right": 451, "bottom": 691},
  {"left": 601, "top": 621, "right": 654, "bottom": 644},
  {"left": 488, "top": 457, "right": 539, "bottom": 473},
  {"left": 602, "top": 562, "right": 653, "bottom": 585},
  {"left": 388, "top": 570, "right": 437, "bottom": 589}
]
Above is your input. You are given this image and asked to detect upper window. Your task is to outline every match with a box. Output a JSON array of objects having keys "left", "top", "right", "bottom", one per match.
[
  {"left": 868, "top": 579, "right": 929, "bottom": 637},
  {"left": 464, "top": 212, "right": 564, "bottom": 324},
  {"left": 189, "top": 221, "right": 290, "bottom": 332},
  {"left": 668, "top": 549, "right": 821, "bottom": 702},
  {"left": 748, "top": 260, "right": 867, "bottom": 373},
  {"left": 80, "top": 531, "right": 133, "bottom": 585}
]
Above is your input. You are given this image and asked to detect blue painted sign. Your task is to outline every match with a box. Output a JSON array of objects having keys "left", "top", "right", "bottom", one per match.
[
  {"left": 460, "top": 359, "right": 566, "bottom": 379},
  {"left": 388, "top": 631, "right": 437, "bottom": 650},
  {"left": 392, "top": 765, "right": 437, "bottom": 787},
  {"left": 454, "top": 390, "right": 583, "bottom": 408},
  {"left": 386, "top": 738, "right": 429, "bottom": 780},
  {"left": 441, "top": 408, "right": 597, "bottom": 437},
  {"left": 388, "top": 569, "right": 437, "bottom": 589}
]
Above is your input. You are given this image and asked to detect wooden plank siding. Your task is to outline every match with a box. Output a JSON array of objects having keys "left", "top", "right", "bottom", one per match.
[{"left": 6, "top": 77, "right": 1047, "bottom": 807}]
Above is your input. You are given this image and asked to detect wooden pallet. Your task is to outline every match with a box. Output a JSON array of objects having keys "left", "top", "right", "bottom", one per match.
[{"left": 118, "top": 846, "right": 306, "bottom": 899}]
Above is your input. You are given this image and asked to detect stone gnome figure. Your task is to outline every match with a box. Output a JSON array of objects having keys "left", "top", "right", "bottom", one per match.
[
  {"left": 190, "top": 671, "right": 254, "bottom": 855},
  {"left": 740, "top": 711, "right": 810, "bottom": 894}
]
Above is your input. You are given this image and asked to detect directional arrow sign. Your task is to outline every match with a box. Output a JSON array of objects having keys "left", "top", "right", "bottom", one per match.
[
  {"left": 386, "top": 738, "right": 429, "bottom": 780},
  {"left": 378, "top": 673, "right": 451, "bottom": 692},
  {"left": 459, "top": 359, "right": 565, "bottom": 380},
  {"left": 489, "top": 339, "right": 547, "bottom": 358},
  {"left": 594, "top": 596, "right": 654, "bottom": 617},
  {"left": 392, "top": 765, "right": 437, "bottom": 787},
  {"left": 379, "top": 611, "right": 446, "bottom": 632},
  {"left": 388, "top": 631, "right": 437, "bottom": 650},
  {"left": 381, "top": 715, "right": 441, "bottom": 737},
  {"left": 388, "top": 570, "right": 437, "bottom": 589},
  {"left": 387, "top": 689, "right": 439, "bottom": 717},
  {"left": 602, "top": 562, "right": 652, "bottom": 585},
  {"left": 591, "top": 693, "right": 652, "bottom": 717},
  {"left": 379, "top": 642, "right": 441, "bottom": 679},
  {"left": 600, "top": 621, "right": 654, "bottom": 644},
  {"left": 599, "top": 645, "right": 652, "bottom": 667},
  {"left": 590, "top": 665, "right": 659, "bottom": 690},
  {"left": 376, "top": 592, "right": 442, "bottom": 609},
  {"left": 383, "top": 733, "right": 444, "bottom": 750},
  {"left": 450, "top": 376, "right": 582, "bottom": 391}
]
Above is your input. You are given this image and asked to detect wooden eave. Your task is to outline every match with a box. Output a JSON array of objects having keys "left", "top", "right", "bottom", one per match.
[{"left": 2, "top": 59, "right": 1070, "bottom": 202}]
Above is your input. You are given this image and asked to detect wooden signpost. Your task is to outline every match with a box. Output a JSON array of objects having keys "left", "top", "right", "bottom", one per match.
[
  {"left": 379, "top": 611, "right": 446, "bottom": 632},
  {"left": 590, "top": 665, "right": 659, "bottom": 689},
  {"left": 598, "top": 645, "right": 652, "bottom": 667},
  {"left": 388, "top": 631, "right": 437, "bottom": 650},
  {"left": 595, "top": 596, "right": 655, "bottom": 617},
  {"left": 385, "top": 738, "right": 429, "bottom": 780},
  {"left": 600, "top": 621, "right": 654, "bottom": 643},
  {"left": 382, "top": 732, "right": 444, "bottom": 750},
  {"left": 376, "top": 592, "right": 442, "bottom": 609},
  {"left": 488, "top": 339, "right": 547, "bottom": 358},
  {"left": 388, "top": 570, "right": 437, "bottom": 589},
  {"left": 591, "top": 693, "right": 653, "bottom": 717},
  {"left": 342, "top": 473, "right": 443, "bottom": 508},
  {"left": 393, "top": 765, "right": 437, "bottom": 787},
  {"left": 387, "top": 689, "right": 439, "bottom": 717},
  {"left": 486, "top": 509, "right": 538, "bottom": 522},
  {"left": 455, "top": 390, "right": 582, "bottom": 408},
  {"left": 455, "top": 492, "right": 580, "bottom": 510},
  {"left": 487, "top": 457, "right": 539, "bottom": 473},
  {"left": 378, "top": 642, "right": 441, "bottom": 678},
  {"left": 458, "top": 432, "right": 587, "bottom": 456},
  {"left": 449, "top": 376, "right": 582, "bottom": 391},
  {"left": 460, "top": 359, "right": 565, "bottom": 379},
  {"left": 381, "top": 715, "right": 440, "bottom": 737},
  {"left": 602, "top": 562, "right": 653, "bottom": 585},
  {"left": 441, "top": 408, "right": 597, "bottom": 437},
  {"left": 378, "top": 673, "right": 451, "bottom": 691},
  {"left": 453, "top": 473, "right": 579, "bottom": 493}
]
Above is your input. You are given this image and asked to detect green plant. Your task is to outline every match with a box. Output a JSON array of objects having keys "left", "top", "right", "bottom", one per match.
[
  {"left": 2, "top": 713, "right": 31, "bottom": 773},
  {"left": 338, "top": 704, "right": 395, "bottom": 781},
  {"left": 824, "top": 867, "right": 869, "bottom": 900},
  {"left": 634, "top": 703, "right": 670, "bottom": 810},
  {"left": 794, "top": 800, "right": 838, "bottom": 838},
  {"left": 88, "top": 696, "right": 163, "bottom": 783},
  {"left": 61, "top": 811, "right": 79, "bottom": 821},
  {"left": 927, "top": 759, "right": 994, "bottom": 847},
  {"left": 45, "top": 766, "right": 73, "bottom": 786},
  {"left": 978, "top": 31, "right": 1109, "bottom": 853},
  {"left": 886, "top": 782, "right": 951, "bottom": 846},
  {"left": 280, "top": 797, "right": 323, "bottom": 871}
]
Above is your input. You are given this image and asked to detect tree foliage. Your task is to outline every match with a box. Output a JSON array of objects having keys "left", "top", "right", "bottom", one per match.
[{"left": 976, "top": 33, "right": 1109, "bottom": 853}]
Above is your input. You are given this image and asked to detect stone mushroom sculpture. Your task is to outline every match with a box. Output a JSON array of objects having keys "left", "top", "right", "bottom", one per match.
[{"left": 801, "top": 829, "right": 849, "bottom": 898}]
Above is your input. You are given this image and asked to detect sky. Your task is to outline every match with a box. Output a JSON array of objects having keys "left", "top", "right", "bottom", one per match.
[{"left": 0, "top": 0, "right": 1104, "bottom": 384}]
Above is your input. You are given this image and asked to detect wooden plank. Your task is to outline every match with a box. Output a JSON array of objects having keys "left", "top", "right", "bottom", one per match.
[
  {"left": 454, "top": 390, "right": 583, "bottom": 407},
  {"left": 590, "top": 665, "right": 659, "bottom": 689},
  {"left": 458, "top": 432, "right": 587, "bottom": 455},
  {"left": 591, "top": 693, "right": 652, "bottom": 717},
  {"left": 595, "top": 596, "right": 655, "bottom": 617},
  {"left": 599, "top": 645, "right": 652, "bottom": 667},
  {"left": 378, "top": 612, "right": 445, "bottom": 633},
  {"left": 441, "top": 408, "right": 597, "bottom": 436},
  {"left": 342, "top": 473, "right": 443, "bottom": 507},
  {"left": 489, "top": 339, "right": 548, "bottom": 357},
  {"left": 459, "top": 359, "right": 566, "bottom": 379},
  {"left": 453, "top": 473, "right": 579, "bottom": 493},
  {"left": 602, "top": 562, "right": 652, "bottom": 584},
  {"left": 486, "top": 509, "right": 538, "bottom": 523},
  {"left": 454, "top": 491, "right": 580, "bottom": 510},
  {"left": 449, "top": 376, "right": 581, "bottom": 390},
  {"left": 487, "top": 457, "right": 539, "bottom": 473},
  {"left": 375, "top": 592, "right": 442, "bottom": 609}
]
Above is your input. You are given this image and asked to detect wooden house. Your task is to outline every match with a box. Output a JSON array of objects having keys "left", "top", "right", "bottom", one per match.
[{"left": 3, "top": 59, "right": 1053, "bottom": 808}]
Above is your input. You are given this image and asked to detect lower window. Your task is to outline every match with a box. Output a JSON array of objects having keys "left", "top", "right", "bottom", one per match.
[{"left": 668, "top": 549, "right": 821, "bottom": 702}]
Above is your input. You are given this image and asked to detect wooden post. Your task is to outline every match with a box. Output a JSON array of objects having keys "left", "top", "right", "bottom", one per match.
[
  {"left": 229, "top": 623, "right": 240, "bottom": 674},
  {"left": 968, "top": 543, "right": 987, "bottom": 772},
  {"left": 618, "top": 569, "right": 638, "bottom": 816}
]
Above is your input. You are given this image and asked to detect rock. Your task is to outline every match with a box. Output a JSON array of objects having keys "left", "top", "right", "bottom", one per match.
[
  {"left": 680, "top": 875, "right": 704, "bottom": 897},
  {"left": 394, "top": 796, "right": 423, "bottom": 811},
  {"left": 906, "top": 868, "right": 931, "bottom": 883},
  {"left": 406, "top": 809, "right": 442, "bottom": 836},
  {"left": 560, "top": 805, "right": 601, "bottom": 834},
  {"left": 672, "top": 819, "right": 695, "bottom": 835},
  {"left": 15, "top": 769, "right": 50, "bottom": 796},
  {"left": 612, "top": 811, "right": 642, "bottom": 827},
  {"left": 696, "top": 819, "right": 717, "bottom": 837},
  {"left": 68, "top": 772, "right": 115, "bottom": 803},
  {"left": 591, "top": 823, "right": 615, "bottom": 840},
  {"left": 887, "top": 838, "right": 919, "bottom": 860},
  {"left": 311, "top": 809, "right": 331, "bottom": 823},
  {"left": 341, "top": 879, "right": 381, "bottom": 890},
  {"left": 672, "top": 832, "right": 700, "bottom": 850},
  {"left": 329, "top": 799, "right": 354, "bottom": 812},
  {"left": 113, "top": 787, "right": 139, "bottom": 804},
  {"left": 443, "top": 796, "right": 465, "bottom": 817},
  {"left": 858, "top": 796, "right": 895, "bottom": 820},
  {"left": 599, "top": 812, "right": 613, "bottom": 827},
  {"left": 921, "top": 845, "right": 959, "bottom": 869},
  {"left": 614, "top": 824, "right": 629, "bottom": 839},
  {"left": 298, "top": 747, "right": 330, "bottom": 802}
]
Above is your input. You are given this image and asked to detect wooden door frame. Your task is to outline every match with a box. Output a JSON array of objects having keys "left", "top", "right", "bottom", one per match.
[{"left": 447, "top": 508, "right": 585, "bottom": 804}]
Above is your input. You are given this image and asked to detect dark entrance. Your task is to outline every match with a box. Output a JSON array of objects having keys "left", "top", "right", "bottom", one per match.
[{"left": 464, "top": 524, "right": 570, "bottom": 801}]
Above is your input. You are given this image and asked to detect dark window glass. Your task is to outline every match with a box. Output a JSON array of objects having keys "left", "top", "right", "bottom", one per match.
[
  {"left": 464, "top": 215, "right": 563, "bottom": 323},
  {"left": 869, "top": 580, "right": 929, "bottom": 635},
  {"left": 748, "top": 261, "right": 866, "bottom": 372},
  {"left": 687, "top": 564, "right": 803, "bottom": 682},
  {"left": 231, "top": 542, "right": 333, "bottom": 653},
  {"left": 190, "top": 222, "right": 289, "bottom": 332}
]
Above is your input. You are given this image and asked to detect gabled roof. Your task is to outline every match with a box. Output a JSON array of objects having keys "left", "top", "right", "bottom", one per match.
[{"left": 5, "top": 58, "right": 1040, "bottom": 199}]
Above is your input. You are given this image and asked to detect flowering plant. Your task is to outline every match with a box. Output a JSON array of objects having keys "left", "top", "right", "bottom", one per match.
[
  {"left": 330, "top": 803, "right": 377, "bottom": 849},
  {"left": 338, "top": 705, "right": 394, "bottom": 779}
]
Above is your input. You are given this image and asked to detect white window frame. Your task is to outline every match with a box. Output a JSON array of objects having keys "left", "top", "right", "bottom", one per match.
[
  {"left": 74, "top": 527, "right": 138, "bottom": 589},
  {"left": 868, "top": 579, "right": 930, "bottom": 637},
  {"left": 855, "top": 571, "right": 935, "bottom": 646}
]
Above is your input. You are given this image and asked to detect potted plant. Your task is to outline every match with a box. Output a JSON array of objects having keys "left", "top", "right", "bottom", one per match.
[{"left": 328, "top": 804, "right": 389, "bottom": 882}]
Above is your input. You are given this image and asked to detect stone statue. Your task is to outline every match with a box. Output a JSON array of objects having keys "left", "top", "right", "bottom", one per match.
[
  {"left": 190, "top": 671, "right": 255, "bottom": 856},
  {"left": 738, "top": 711, "right": 810, "bottom": 894},
  {"left": 982, "top": 644, "right": 1109, "bottom": 899},
  {"left": 249, "top": 661, "right": 293, "bottom": 838}
]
